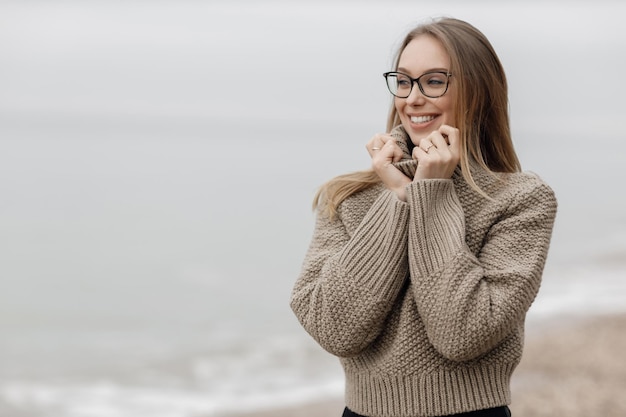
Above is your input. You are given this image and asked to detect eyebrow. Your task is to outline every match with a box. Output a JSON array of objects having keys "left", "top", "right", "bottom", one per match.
[{"left": 397, "top": 66, "right": 450, "bottom": 75}]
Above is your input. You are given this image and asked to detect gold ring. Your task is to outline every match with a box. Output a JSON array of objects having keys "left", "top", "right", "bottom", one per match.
[
  {"left": 425, "top": 144, "right": 434, "bottom": 152},
  {"left": 372, "top": 147, "right": 381, "bottom": 151}
]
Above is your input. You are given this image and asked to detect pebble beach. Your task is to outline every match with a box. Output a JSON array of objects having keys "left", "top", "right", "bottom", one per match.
[{"left": 226, "top": 313, "right": 626, "bottom": 417}]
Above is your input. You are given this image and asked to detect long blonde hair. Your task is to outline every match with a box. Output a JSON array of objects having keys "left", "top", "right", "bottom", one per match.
[{"left": 315, "top": 18, "right": 521, "bottom": 218}]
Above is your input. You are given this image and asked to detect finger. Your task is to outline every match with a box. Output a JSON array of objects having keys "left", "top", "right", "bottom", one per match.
[
  {"left": 377, "top": 137, "right": 402, "bottom": 157},
  {"left": 366, "top": 134, "right": 386, "bottom": 155},
  {"left": 438, "top": 126, "right": 461, "bottom": 162},
  {"left": 367, "top": 133, "right": 395, "bottom": 153},
  {"left": 379, "top": 134, "right": 397, "bottom": 145},
  {"left": 428, "top": 132, "right": 449, "bottom": 151},
  {"left": 376, "top": 136, "right": 400, "bottom": 159},
  {"left": 372, "top": 143, "right": 403, "bottom": 172},
  {"left": 438, "top": 125, "right": 460, "bottom": 148},
  {"left": 412, "top": 144, "right": 429, "bottom": 160},
  {"left": 418, "top": 139, "right": 435, "bottom": 153},
  {"left": 386, "top": 140, "right": 405, "bottom": 162},
  {"left": 370, "top": 137, "right": 400, "bottom": 169}
]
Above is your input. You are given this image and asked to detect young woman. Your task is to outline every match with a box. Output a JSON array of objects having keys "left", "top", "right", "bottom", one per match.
[{"left": 290, "top": 18, "right": 557, "bottom": 417}]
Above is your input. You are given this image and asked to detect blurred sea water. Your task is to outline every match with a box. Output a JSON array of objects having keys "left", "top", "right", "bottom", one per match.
[{"left": 0, "top": 1, "right": 625, "bottom": 416}]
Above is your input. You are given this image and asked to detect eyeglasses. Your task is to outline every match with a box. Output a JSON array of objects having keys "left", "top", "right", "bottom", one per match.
[{"left": 383, "top": 71, "right": 452, "bottom": 98}]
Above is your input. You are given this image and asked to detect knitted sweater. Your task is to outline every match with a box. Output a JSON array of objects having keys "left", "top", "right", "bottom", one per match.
[{"left": 290, "top": 131, "right": 557, "bottom": 417}]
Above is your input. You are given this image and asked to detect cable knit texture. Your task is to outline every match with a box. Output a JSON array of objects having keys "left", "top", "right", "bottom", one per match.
[{"left": 290, "top": 127, "right": 557, "bottom": 417}]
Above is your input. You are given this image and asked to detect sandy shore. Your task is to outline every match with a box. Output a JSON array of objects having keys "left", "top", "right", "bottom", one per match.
[
  {"left": 510, "top": 313, "right": 626, "bottom": 417},
  {"left": 225, "top": 313, "right": 626, "bottom": 417}
]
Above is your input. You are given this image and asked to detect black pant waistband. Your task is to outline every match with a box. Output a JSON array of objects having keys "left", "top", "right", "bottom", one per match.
[{"left": 342, "top": 405, "right": 511, "bottom": 417}]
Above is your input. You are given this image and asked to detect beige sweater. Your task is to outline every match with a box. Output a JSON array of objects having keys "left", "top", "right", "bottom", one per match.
[{"left": 290, "top": 132, "right": 557, "bottom": 417}]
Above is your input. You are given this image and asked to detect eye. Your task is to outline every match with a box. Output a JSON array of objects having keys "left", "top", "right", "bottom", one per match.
[
  {"left": 396, "top": 75, "right": 411, "bottom": 88},
  {"left": 423, "top": 73, "right": 447, "bottom": 86}
]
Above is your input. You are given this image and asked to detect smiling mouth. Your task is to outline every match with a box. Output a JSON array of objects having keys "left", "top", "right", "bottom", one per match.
[{"left": 410, "top": 115, "right": 437, "bottom": 124}]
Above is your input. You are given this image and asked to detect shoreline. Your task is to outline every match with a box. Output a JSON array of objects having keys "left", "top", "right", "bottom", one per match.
[{"left": 224, "top": 312, "right": 626, "bottom": 417}]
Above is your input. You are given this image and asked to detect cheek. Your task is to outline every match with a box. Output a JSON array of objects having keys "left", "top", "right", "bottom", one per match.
[
  {"left": 441, "top": 93, "right": 457, "bottom": 120},
  {"left": 435, "top": 97, "right": 455, "bottom": 122},
  {"left": 444, "top": 107, "right": 457, "bottom": 124},
  {"left": 394, "top": 97, "right": 405, "bottom": 113},
  {"left": 396, "top": 99, "right": 412, "bottom": 127}
]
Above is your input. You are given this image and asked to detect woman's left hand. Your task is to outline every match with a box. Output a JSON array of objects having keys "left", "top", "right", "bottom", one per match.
[{"left": 412, "top": 125, "right": 461, "bottom": 180}]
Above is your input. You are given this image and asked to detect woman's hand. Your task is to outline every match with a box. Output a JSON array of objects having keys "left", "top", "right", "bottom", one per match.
[
  {"left": 412, "top": 125, "right": 461, "bottom": 181},
  {"left": 366, "top": 133, "right": 411, "bottom": 201}
]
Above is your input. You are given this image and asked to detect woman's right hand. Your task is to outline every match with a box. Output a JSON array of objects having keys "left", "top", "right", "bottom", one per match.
[{"left": 366, "top": 133, "right": 411, "bottom": 201}]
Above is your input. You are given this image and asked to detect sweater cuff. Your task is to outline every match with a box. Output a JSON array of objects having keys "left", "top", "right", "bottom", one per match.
[{"left": 406, "top": 179, "right": 466, "bottom": 276}]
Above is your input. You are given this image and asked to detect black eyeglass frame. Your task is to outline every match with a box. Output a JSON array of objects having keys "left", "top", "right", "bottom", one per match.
[{"left": 383, "top": 71, "right": 453, "bottom": 99}]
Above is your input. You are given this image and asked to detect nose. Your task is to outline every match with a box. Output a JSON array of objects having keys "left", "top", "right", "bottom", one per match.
[{"left": 405, "top": 82, "right": 426, "bottom": 105}]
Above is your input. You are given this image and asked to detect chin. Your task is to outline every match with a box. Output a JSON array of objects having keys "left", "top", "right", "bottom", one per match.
[{"left": 404, "top": 125, "right": 443, "bottom": 146}]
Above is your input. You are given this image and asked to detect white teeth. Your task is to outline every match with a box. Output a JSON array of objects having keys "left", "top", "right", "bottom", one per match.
[{"left": 410, "top": 115, "right": 435, "bottom": 124}]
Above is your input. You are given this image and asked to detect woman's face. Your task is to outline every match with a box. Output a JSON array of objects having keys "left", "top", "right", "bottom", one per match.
[{"left": 395, "top": 35, "right": 456, "bottom": 146}]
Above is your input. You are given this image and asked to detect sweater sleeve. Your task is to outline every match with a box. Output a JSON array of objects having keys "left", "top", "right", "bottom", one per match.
[
  {"left": 290, "top": 189, "right": 410, "bottom": 357},
  {"left": 406, "top": 178, "right": 557, "bottom": 362}
]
